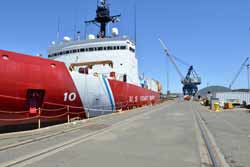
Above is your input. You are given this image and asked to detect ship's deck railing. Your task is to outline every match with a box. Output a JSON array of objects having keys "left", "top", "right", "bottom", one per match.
[{"left": 48, "top": 36, "right": 133, "bottom": 52}]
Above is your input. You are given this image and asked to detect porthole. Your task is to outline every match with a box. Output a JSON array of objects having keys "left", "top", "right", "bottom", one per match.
[
  {"left": 2, "top": 55, "right": 9, "bottom": 60},
  {"left": 50, "top": 63, "right": 56, "bottom": 68}
]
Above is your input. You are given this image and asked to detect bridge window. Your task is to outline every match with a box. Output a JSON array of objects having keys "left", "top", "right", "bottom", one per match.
[
  {"left": 98, "top": 47, "right": 103, "bottom": 51},
  {"left": 49, "top": 45, "right": 130, "bottom": 57},
  {"left": 120, "top": 46, "right": 126, "bottom": 50},
  {"left": 129, "top": 47, "right": 135, "bottom": 53}
]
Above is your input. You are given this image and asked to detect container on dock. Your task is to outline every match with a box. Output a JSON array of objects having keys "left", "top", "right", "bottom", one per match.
[
  {"left": 140, "top": 76, "right": 162, "bottom": 93},
  {"left": 224, "top": 102, "right": 233, "bottom": 109},
  {"left": 215, "top": 92, "right": 250, "bottom": 106}
]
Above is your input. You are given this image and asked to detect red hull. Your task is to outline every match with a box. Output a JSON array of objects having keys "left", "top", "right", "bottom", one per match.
[
  {"left": 0, "top": 50, "right": 84, "bottom": 128},
  {"left": 0, "top": 50, "right": 160, "bottom": 131},
  {"left": 109, "top": 80, "right": 160, "bottom": 109}
]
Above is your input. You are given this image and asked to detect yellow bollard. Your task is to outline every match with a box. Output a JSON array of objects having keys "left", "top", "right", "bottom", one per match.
[
  {"left": 228, "top": 102, "right": 233, "bottom": 109},
  {"left": 214, "top": 102, "right": 220, "bottom": 112}
]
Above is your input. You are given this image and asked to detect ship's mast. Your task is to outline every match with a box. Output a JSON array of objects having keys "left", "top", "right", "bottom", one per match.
[{"left": 85, "top": 0, "right": 121, "bottom": 38}]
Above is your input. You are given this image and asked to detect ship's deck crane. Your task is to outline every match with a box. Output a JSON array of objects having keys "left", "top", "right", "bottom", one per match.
[
  {"left": 229, "top": 57, "right": 249, "bottom": 89},
  {"left": 159, "top": 39, "right": 202, "bottom": 96}
]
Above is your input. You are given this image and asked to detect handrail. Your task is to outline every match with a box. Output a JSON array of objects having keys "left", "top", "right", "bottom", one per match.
[
  {"left": 40, "top": 113, "right": 68, "bottom": 119},
  {"left": 0, "top": 99, "right": 144, "bottom": 123},
  {"left": 0, "top": 110, "right": 30, "bottom": 114},
  {"left": 69, "top": 60, "right": 114, "bottom": 71},
  {"left": 0, "top": 116, "right": 39, "bottom": 122},
  {"left": 41, "top": 107, "right": 67, "bottom": 112}
]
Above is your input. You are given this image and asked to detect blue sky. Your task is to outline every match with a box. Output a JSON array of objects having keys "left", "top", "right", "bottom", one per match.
[{"left": 0, "top": 0, "right": 250, "bottom": 93}]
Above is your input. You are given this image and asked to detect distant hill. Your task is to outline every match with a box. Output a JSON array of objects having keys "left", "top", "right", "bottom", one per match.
[
  {"left": 232, "top": 89, "right": 249, "bottom": 92},
  {"left": 198, "top": 86, "right": 231, "bottom": 97}
]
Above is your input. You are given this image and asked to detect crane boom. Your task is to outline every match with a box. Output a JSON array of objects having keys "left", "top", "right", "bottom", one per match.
[
  {"left": 159, "top": 39, "right": 185, "bottom": 80},
  {"left": 229, "top": 57, "right": 249, "bottom": 89},
  {"left": 159, "top": 38, "right": 202, "bottom": 96}
]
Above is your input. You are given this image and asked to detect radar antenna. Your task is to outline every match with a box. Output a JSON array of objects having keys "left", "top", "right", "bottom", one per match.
[{"left": 85, "top": 0, "right": 121, "bottom": 38}]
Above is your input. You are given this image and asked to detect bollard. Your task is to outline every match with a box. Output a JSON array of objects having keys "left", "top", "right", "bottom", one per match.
[
  {"left": 228, "top": 102, "right": 233, "bottom": 109},
  {"left": 214, "top": 102, "right": 220, "bottom": 112},
  {"left": 67, "top": 105, "right": 70, "bottom": 123},
  {"left": 38, "top": 108, "right": 41, "bottom": 129},
  {"left": 87, "top": 111, "right": 90, "bottom": 119}
]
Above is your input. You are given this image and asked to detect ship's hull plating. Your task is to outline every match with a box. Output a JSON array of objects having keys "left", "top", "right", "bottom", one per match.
[{"left": 0, "top": 50, "right": 160, "bottom": 131}]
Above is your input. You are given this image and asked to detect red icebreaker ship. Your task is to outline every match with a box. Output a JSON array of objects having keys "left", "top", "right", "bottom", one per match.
[{"left": 0, "top": 0, "right": 161, "bottom": 132}]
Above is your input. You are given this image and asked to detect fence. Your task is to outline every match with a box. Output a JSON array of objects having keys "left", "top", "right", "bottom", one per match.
[
  {"left": 0, "top": 106, "right": 84, "bottom": 129},
  {"left": 0, "top": 99, "right": 156, "bottom": 130},
  {"left": 0, "top": 100, "right": 131, "bottom": 129}
]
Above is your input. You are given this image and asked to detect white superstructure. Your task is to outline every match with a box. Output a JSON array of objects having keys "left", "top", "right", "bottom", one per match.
[
  {"left": 47, "top": 0, "right": 162, "bottom": 97},
  {"left": 48, "top": 37, "right": 140, "bottom": 86}
]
